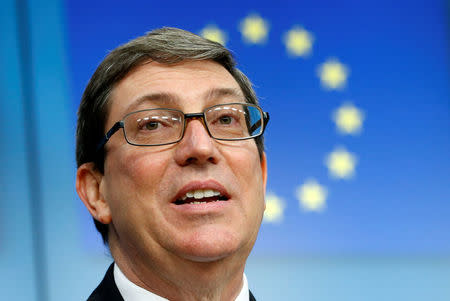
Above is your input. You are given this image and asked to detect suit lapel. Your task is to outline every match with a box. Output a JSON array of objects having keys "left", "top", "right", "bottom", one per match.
[
  {"left": 249, "top": 290, "right": 257, "bottom": 301},
  {"left": 87, "top": 263, "right": 123, "bottom": 301}
]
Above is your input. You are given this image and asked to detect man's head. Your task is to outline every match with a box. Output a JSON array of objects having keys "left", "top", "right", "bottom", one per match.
[{"left": 76, "top": 28, "right": 267, "bottom": 265}]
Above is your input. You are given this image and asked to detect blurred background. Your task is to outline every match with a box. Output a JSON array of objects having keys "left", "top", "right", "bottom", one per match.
[{"left": 1, "top": 0, "right": 449, "bottom": 300}]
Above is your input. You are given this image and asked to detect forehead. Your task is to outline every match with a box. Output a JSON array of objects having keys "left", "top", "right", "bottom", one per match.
[{"left": 106, "top": 60, "right": 244, "bottom": 124}]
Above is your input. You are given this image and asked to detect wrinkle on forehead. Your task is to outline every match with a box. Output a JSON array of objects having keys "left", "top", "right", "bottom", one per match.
[
  {"left": 106, "top": 60, "right": 244, "bottom": 125},
  {"left": 123, "top": 87, "right": 246, "bottom": 115}
]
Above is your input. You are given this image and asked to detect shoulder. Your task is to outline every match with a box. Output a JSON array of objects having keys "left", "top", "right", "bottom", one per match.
[{"left": 87, "top": 263, "right": 123, "bottom": 301}]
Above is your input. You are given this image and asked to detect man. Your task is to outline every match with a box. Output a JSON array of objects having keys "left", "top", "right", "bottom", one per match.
[{"left": 76, "top": 27, "right": 269, "bottom": 301}]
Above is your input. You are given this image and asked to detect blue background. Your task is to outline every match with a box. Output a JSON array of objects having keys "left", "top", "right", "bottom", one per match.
[{"left": 1, "top": 0, "right": 449, "bottom": 300}]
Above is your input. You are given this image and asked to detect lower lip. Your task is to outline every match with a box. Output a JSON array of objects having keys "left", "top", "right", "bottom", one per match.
[{"left": 170, "top": 200, "right": 230, "bottom": 213}]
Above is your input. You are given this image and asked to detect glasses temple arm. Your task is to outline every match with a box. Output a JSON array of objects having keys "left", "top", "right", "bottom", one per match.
[{"left": 96, "top": 121, "right": 123, "bottom": 152}]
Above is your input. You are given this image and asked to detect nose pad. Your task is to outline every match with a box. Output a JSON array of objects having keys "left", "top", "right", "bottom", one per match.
[
  {"left": 182, "top": 114, "right": 215, "bottom": 142},
  {"left": 183, "top": 118, "right": 212, "bottom": 145},
  {"left": 174, "top": 118, "right": 217, "bottom": 165},
  {"left": 186, "top": 116, "right": 208, "bottom": 131}
]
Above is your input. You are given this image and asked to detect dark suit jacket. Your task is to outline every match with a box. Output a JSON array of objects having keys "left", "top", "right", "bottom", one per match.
[{"left": 88, "top": 263, "right": 256, "bottom": 301}]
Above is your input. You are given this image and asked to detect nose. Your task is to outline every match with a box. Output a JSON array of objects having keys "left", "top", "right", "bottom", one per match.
[{"left": 174, "top": 118, "right": 218, "bottom": 166}]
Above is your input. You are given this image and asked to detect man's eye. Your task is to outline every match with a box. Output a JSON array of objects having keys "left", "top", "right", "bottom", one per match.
[
  {"left": 219, "top": 115, "right": 233, "bottom": 124},
  {"left": 143, "top": 121, "right": 160, "bottom": 130}
]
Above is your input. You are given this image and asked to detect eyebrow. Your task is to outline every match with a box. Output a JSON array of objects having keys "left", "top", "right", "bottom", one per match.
[
  {"left": 125, "top": 92, "right": 181, "bottom": 113},
  {"left": 205, "top": 87, "right": 246, "bottom": 102},
  {"left": 124, "top": 87, "right": 246, "bottom": 114}
]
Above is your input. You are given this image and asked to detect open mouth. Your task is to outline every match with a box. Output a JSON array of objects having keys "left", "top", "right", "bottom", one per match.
[{"left": 173, "top": 189, "right": 229, "bottom": 205}]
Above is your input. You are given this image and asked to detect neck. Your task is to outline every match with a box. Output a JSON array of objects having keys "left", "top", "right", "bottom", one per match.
[{"left": 109, "top": 240, "right": 248, "bottom": 301}]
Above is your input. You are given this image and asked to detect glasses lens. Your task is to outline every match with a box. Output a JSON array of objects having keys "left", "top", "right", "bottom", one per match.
[
  {"left": 123, "top": 109, "right": 184, "bottom": 145},
  {"left": 205, "top": 103, "right": 263, "bottom": 140}
]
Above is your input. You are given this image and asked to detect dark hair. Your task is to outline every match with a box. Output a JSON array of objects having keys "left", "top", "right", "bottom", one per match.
[{"left": 76, "top": 27, "right": 264, "bottom": 245}]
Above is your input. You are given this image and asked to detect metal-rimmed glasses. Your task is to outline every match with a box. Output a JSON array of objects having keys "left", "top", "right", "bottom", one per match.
[{"left": 97, "top": 102, "right": 269, "bottom": 151}]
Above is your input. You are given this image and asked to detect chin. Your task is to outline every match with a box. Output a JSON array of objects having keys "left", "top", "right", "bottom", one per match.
[
  {"left": 176, "top": 230, "right": 244, "bottom": 263},
  {"left": 182, "top": 252, "right": 230, "bottom": 263}
]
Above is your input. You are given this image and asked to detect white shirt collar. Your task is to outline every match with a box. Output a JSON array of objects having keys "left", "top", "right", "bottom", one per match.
[{"left": 114, "top": 263, "right": 249, "bottom": 301}]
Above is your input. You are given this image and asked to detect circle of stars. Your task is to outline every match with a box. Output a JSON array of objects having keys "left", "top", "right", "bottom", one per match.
[
  {"left": 264, "top": 193, "right": 285, "bottom": 223},
  {"left": 325, "top": 147, "right": 358, "bottom": 179},
  {"left": 199, "top": 13, "right": 366, "bottom": 221},
  {"left": 284, "top": 26, "right": 314, "bottom": 57},
  {"left": 296, "top": 179, "right": 328, "bottom": 212},
  {"left": 333, "top": 102, "right": 365, "bottom": 135},
  {"left": 239, "top": 14, "right": 269, "bottom": 44},
  {"left": 318, "top": 58, "right": 349, "bottom": 90},
  {"left": 200, "top": 25, "right": 227, "bottom": 45}
]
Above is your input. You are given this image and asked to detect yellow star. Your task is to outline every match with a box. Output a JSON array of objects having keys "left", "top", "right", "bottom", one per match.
[
  {"left": 200, "top": 25, "right": 227, "bottom": 45},
  {"left": 284, "top": 26, "right": 314, "bottom": 57},
  {"left": 239, "top": 14, "right": 269, "bottom": 44},
  {"left": 325, "top": 147, "right": 357, "bottom": 179},
  {"left": 263, "top": 192, "right": 285, "bottom": 223},
  {"left": 296, "top": 179, "right": 327, "bottom": 212},
  {"left": 333, "top": 102, "right": 365, "bottom": 135},
  {"left": 317, "top": 58, "right": 349, "bottom": 90}
]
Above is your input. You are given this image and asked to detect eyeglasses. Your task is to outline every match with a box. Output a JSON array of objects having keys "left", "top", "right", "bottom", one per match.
[{"left": 97, "top": 102, "right": 269, "bottom": 150}]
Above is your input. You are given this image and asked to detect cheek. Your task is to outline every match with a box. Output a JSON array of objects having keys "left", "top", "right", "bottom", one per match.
[
  {"left": 232, "top": 147, "right": 266, "bottom": 241},
  {"left": 103, "top": 148, "right": 172, "bottom": 207},
  {"left": 225, "top": 143, "right": 262, "bottom": 186},
  {"left": 101, "top": 149, "right": 176, "bottom": 242},
  {"left": 223, "top": 143, "right": 266, "bottom": 213}
]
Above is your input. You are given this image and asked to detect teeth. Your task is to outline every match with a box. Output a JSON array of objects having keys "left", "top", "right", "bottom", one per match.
[
  {"left": 204, "top": 189, "right": 214, "bottom": 197},
  {"left": 182, "top": 189, "right": 222, "bottom": 200},
  {"left": 194, "top": 190, "right": 204, "bottom": 199},
  {"left": 189, "top": 200, "right": 220, "bottom": 205}
]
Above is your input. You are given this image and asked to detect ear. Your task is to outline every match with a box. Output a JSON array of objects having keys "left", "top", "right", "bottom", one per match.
[
  {"left": 260, "top": 152, "right": 268, "bottom": 210},
  {"left": 260, "top": 152, "right": 268, "bottom": 191},
  {"left": 76, "top": 163, "right": 112, "bottom": 224}
]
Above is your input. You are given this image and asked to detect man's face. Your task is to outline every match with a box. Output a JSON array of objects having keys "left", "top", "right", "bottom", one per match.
[{"left": 99, "top": 60, "right": 267, "bottom": 264}]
